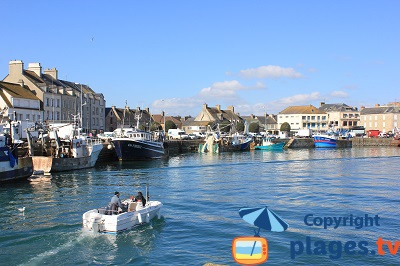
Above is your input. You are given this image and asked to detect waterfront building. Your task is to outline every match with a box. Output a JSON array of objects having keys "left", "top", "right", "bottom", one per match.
[
  {"left": 181, "top": 116, "right": 208, "bottom": 134},
  {"left": 187, "top": 103, "right": 244, "bottom": 133},
  {"left": 105, "top": 106, "right": 153, "bottom": 132},
  {"left": 3, "top": 60, "right": 105, "bottom": 134},
  {"left": 152, "top": 112, "right": 182, "bottom": 132},
  {"left": 0, "top": 81, "right": 42, "bottom": 123},
  {"left": 319, "top": 102, "right": 360, "bottom": 131},
  {"left": 360, "top": 103, "right": 400, "bottom": 134},
  {"left": 242, "top": 113, "right": 279, "bottom": 134},
  {"left": 278, "top": 105, "right": 328, "bottom": 133}
]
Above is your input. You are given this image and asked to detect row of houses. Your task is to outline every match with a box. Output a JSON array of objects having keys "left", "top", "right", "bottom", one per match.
[
  {"left": 1, "top": 60, "right": 399, "bottom": 136},
  {"left": 1, "top": 60, "right": 105, "bottom": 134},
  {"left": 106, "top": 102, "right": 400, "bottom": 136}
]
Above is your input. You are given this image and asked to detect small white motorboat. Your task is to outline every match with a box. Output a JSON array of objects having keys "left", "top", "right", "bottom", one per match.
[{"left": 82, "top": 199, "right": 163, "bottom": 233}]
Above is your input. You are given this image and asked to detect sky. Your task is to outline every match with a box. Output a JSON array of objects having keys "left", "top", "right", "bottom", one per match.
[{"left": 1, "top": 1, "right": 399, "bottom": 117}]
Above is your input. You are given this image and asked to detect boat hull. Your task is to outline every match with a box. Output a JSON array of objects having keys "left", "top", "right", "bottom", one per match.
[
  {"left": 313, "top": 136, "right": 337, "bottom": 148},
  {"left": 0, "top": 156, "right": 33, "bottom": 182},
  {"left": 31, "top": 144, "right": 102, "bottom": 173},
  {"left": 82, "top": 201, "right": 163, "bottom": 233},
  {"left": 254, "top": 142, "right": 285, "bottom": 150},
  {"left": 112, "top": 139, "right": 165, "bottom": 160}
]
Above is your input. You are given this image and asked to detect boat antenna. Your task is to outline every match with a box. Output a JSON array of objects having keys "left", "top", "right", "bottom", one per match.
[{"left": 146, "top": 183, "right": 150, "bottom": 201}]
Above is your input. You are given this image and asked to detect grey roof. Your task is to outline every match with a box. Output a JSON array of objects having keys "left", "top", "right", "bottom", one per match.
[
  {"left": 319, "top": 103, "right": 358, "bottom": 112},
  {"left": 360, "top": 106, "right": 400, "bottom": 115}
]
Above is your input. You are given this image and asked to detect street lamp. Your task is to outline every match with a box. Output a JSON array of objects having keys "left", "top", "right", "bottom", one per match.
[{"left": 161, "top": 100, "right": 166, "bottom": 134}]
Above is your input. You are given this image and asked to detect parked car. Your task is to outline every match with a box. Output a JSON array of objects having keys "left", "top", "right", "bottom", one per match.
[
  {"left": 187, "top": 133, "right": 197, "bottom": 140},
  {"left": 168, "top": 129, "right": 189, "bottom": 140},
  {"left": 193, "top": 132, "right": 206, "bottom": 138}
]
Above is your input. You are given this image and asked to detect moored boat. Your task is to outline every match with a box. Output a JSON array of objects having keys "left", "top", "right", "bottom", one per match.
[
  {"left": 220, "top": 133, "right": 253, "bottom": 152},
  {"left": 254, "top": 137, "right": 285, "bottom": 150},
  {"left": 0, "top": 122, "right": 33, "bottom": 182},
  {"left": 313, "top": 134, "right": 337, "bottom": 148},
  {"left": 27, "top": 118, "right": 103, "bottom": 173},
  {"left": 112, "top": 129, "right": 165, "bottom": 160}
]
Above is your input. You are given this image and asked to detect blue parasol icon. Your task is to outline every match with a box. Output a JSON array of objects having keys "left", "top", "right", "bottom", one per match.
[
  {"left": 239, "top": 206, "right": 289, "bottom": 235},
  {"left": 238, "top": 207, "right": 289, "bottom": 257}
]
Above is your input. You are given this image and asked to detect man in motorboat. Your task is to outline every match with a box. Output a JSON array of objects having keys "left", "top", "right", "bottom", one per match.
[{"left": 106, "top": 191, "right": 127, "bottom": 214}]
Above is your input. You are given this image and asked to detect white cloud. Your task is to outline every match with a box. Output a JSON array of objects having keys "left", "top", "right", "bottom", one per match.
[
  {"left": 238, "top": 65, "right": 303, "bottom": 79},
  {"left": 199, "top": 80, "right": 266, "bottom": 99},
  {"left": 330, "top": 90, "right": 348, "bottom": 98},
  {"left": 152, "top": 97, "right": 203, "bottom": 116},
  {"left": 273, "top": 92, "right": 321, "bottom": 105}
]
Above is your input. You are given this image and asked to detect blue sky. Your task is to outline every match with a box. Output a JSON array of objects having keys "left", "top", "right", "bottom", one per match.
[{"left": 1, "top": 1, "right": 399, "bottom": 116}]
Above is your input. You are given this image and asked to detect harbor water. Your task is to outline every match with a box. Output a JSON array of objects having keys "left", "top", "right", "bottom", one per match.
[{"left": 1, "top": 147, "right": 399, "bottom": 265}]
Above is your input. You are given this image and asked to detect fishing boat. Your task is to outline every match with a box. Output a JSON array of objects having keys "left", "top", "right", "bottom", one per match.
[
  {"left": 254, "top": 137, "right": 284, "bottom": 150},
  {"left": 313, "top": 134, "right": 337, "bottom": 148},
  {"left": 0, "top": 122, "right": 33, "bottom": 182},
  {"left": 199, "top": 123, "right": 253, "bottom": 153},
  {"left": 112, "top": 129, "right": 165, "bottom": 160},
  {"left": 82, "top": 188, "right": 163, "bottom": 233},
  {"left": 220, "top": 133, "right": 253, "bottom": 152},
  {"left": 111, "top": 111, "right": 166, "bottom": 160},
  {"left": 27, "top": 116, "right": 103, "bottom": 173}
]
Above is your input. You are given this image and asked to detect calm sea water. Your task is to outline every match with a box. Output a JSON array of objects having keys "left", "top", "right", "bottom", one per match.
[{"left": 1, "top": 147, "right": 400, "bottom": 265}]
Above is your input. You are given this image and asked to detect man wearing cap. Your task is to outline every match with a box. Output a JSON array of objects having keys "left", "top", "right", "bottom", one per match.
[{"left": 109, "top": 191, "right": 127, "bottom": 214}]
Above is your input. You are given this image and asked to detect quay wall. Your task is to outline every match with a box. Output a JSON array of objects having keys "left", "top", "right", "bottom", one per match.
[
  {"left": 352, "top": 138, "right": 400, "bottom": 147},
  {"left": 167, "top": 139, "right": 203, "bottom": 154}
]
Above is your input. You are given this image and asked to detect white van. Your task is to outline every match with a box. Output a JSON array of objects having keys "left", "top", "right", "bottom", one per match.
[{"left": 168, "top": 129, "right": 189, "bottom": 140}]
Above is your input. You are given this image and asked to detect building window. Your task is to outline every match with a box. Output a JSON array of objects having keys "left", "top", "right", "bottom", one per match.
[
  {"left": 46, "top": 98, "right": 49, "bottom": 106},
  {"left": 26, "top": 114, "right": 30, "bottom": 120}
]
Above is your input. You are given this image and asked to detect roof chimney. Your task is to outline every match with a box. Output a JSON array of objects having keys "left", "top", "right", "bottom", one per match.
[
  {"left": 216, "top": 104, "right": 221, "bottom": 111},
  {"left": 44, "top": 68, "right": 58, "bottom": 79},
  {"left": 9, "top": 60, "right": 24, "bottom": 76},
  {"left": 203, "top": 103, "right": 208, "bottom": 110},
  {"left": 320, "top": 102, "right": 325, "bottom": 107},
  {"left": 375, "top": 103, "right": 380, "bottom": 107},
  {"left": 28, "top": 63, "right": 42, "bottom": 77}
]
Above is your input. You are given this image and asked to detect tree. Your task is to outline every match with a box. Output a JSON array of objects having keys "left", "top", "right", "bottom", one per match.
[
  {"left": 150, "top": 122, "right": 162, "bottom": 131},
  {"left": 248, "top": 122, "right": 260, "bottom": 133},
  {"left": 280, "top": 122, "right": 291, "bottom": 133},
  {"left": 165, "top": 120, "right": 177, "bottom": 132},
  {"left": 236, "top": 121, "right": 245, "bottom": 132}
]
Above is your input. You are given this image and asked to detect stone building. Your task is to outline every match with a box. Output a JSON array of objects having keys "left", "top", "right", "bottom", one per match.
[
  {"left": 3, "top": 60, "right": 105, "bottom": 134},
  {"left": 360, "top": 104, "right": 400, "bottom": 134},
  {"left": 319, "top": 102, "right": 360, "bottom": 130}
]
